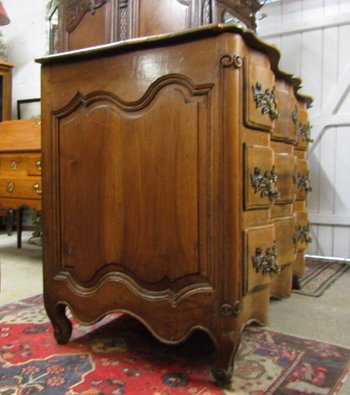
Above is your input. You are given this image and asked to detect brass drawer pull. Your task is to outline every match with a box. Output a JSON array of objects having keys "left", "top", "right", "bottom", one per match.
[
  {"left": 293, "top": 223, "right": 312, "bottom": 251},
  {"left": 33, "top": 183, "right": 42, "bottom": 195},
  {"left": 36, "top": 160, "right": 42, "bottom": 171},
  {"left": 7, "top": 181, "right": 15, "bottom": 193},
  {"left": 10, "top": 160, "right": 17, "bottom": 171},
  {"left": 251, "top": 165, "right": 279, "bottom": 199},
  {"left": 252, "top": 81, "right": 280, "bottom": 120},
  {"left": 295, "top": 170, "right": 312, "bottom": 192},
  {"left": 252, "top": 243, "right": 280, "bottom": 275},
  {"left": 300, "top": 121, "right": 313, "bottom": 143},
  {"left": 291, "top": 104, "right": 313, "bottom": 144}
]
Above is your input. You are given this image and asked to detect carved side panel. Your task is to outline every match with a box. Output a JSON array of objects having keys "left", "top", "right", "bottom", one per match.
[{"left": 52, "top": 75, "right": 214, "bottom": 305}]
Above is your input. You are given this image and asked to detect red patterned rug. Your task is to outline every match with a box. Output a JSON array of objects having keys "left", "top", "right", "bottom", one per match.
[
  {"left": 0, "top": 295, "right": 349, "bottom": 394},
  {"left": 293, "top": 257, "right": 350, "bottom": 297}
]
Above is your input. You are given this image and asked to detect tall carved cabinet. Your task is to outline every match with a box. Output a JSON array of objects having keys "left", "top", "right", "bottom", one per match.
[
  {"left": 38, "top": 22, "right": 312, "bottom": 385},
  {"left": 55, "top": 0, "right": 265, "bottom": 52}
]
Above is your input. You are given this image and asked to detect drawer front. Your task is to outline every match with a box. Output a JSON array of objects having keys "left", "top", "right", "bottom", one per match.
[
  {"left": 273, "top": 216, "right": 297, "bottom": 266},
  {"left": 0, "top": 154, "right": 41, "bottom": 176},
  {"left": 295, "top": 158, "right": 312, "bottom": 201},
  {"left": 245, "top": 144, "right": 278, "bottom": 209},
  {"left": 0, "top": 177, "right": 42, "bottom": 200},
  {"left": 274, "top": 85, "right": 297, "bottom": 143},
  {"left": 245, "top": 62, "right": 278, "bottom": 131},
  {"left": 0, "top": 154, "right": 28, "bottom": 174},
  {"left": 245, "top": 224, "right": 279, "bottom": 293},
  {"left": 293, "top": 210, "right": 312, "bottom": 253},
  {"left": 275, "top": 152, "right": 297, "bottom": 204}
]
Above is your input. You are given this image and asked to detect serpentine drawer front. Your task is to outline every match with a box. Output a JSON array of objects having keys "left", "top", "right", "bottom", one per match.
[{"left": 244, "top": 224, "right": 278, "bottom": 293}]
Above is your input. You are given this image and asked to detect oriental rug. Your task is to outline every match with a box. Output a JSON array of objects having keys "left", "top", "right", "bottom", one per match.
[
  {"left": 0, "top": 295, "right": 349, "bottom": 395},
  {"left": 293, "top": 257, "right": 350, "bottom": 297}
]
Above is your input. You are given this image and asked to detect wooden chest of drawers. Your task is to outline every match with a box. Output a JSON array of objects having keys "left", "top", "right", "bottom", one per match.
[
  {"left": 37, "top": 25, "right": 312, "bottom": 386},
  {"left": 0, "top": 119, "right": 42, "bottom": 213}
]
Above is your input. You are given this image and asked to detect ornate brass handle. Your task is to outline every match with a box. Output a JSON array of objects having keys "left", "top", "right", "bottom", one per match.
[
  {"left": 33, "top": 183, "right": 42, "bottom": 195},
  {"left": 291, "top": 104, "right": 313, "bottom": 144},
  {"left": 7, "top": 181, "right": 15, "bottom": 193},
  {"left": 293, "top": 223, "right": 312, "bottom": 251},
  {"left": 36, "top": 160, "right": 42, "bottom": 171},
  {"left": 295, "top": 171, "right": 312, "bottom": 192},
  {"left": 300, "top": 121, "right": 313, "bottom": 143},
  {"left": 251, "top": 243, "right": 280, "bottom": 275},
  {"left": 252, "top": 81, "right": 280, "bottom": 120},
  {"left": 250, "top": 166, "right": 280, "bottom": 199},
  {"left": 10, "top": 160, "right": 17, "bottom": 171}
]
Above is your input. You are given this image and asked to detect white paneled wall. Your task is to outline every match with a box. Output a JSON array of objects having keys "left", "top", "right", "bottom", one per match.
[
  {"left": 1, "top": 0, "right": 47, "bottom": 119},
  {"left": 259, "top": 0, "right": 350, "bottom": 258}
]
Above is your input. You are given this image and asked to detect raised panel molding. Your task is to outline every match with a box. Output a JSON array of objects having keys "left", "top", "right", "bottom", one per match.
[{"left": 51, "top": 74, "right": 214, "bottom": 305}]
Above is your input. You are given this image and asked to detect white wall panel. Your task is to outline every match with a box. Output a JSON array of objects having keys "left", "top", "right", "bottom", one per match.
[
  {"left": 301, "top": 30, "right": 323, "bottom": 112},
  {"left": 334, "top": 128, "right": 350, "bottom": 212},
  {"left": 259, "top": 0, "right": 350, "bottom": 258},
  {"left": 318, "top": 225, "right": 334, "bottom": 257},
  {"left": 1, "top": 0, "right": 47, "bottom": 119},
  {"left": 322, "top": 28, "right": 339, "bottom": 108},
  {"left": 302, "top": 0, "right": 324, "bottom": 20},
  {"left": 338, "top": 25, "right": 350, "bottom": 78},
  {"left": 279, "top": 33, "right": 302, "bottom": 75},
  {"left": 333, "top": 227, "right": 350, "bottom": 258},
  {"left": 282, "top": 0, "right": 302, "bottom": 23},
  {"left": 319, "top": 127, "right": 336, "bottom": 213}
]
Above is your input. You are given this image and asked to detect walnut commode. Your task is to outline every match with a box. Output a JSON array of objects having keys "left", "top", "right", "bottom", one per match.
[{"left": 37, "top": 24, "right": 312, "bottom": 386}]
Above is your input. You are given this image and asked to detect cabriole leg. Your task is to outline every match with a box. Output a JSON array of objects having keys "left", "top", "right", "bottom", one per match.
[
  {"left": 46, "top": 303, "right": 72, "bottom": 345},
  {"left": 211, "top": 331, "right": 240, "bottom": 388}
]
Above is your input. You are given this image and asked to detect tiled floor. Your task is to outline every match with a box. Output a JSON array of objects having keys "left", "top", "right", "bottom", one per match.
[{"left": 1, "top": 230, "right": 349, "bottom": 393}]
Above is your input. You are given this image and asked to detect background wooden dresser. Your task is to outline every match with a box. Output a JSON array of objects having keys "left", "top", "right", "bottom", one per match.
[
  {"left": 0, "top": 119, "right": 42, "bottom": 247},
  {"left": 38, "top": 24, "right": 312, "bottom": 385}
]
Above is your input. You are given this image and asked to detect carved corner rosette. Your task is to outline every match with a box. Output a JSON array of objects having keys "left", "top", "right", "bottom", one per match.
[
  {"left": 220, "top": 54, "right": 243, "bottom": 69},
  {"left": 250, "top": 165, "right": 279, "bottom": 200},
  {"left": 293, "top": 223, "right": 312, "bottom": 251},
  {"left": 251, "top": 242, "right": 280, "bottom": 275},
  {"left": 252, "top": 81, "right": 280, "bottom": 120},
  {"left": 220, "top": 301, "right": 241, "bottom": 317}
]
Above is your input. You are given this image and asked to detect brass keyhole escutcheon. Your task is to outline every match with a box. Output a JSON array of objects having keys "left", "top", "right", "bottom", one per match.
[
  {"left": 10, "top": 161, "right": 17, "bottom": 171},
  {"left": 7, "top": 181, "right": 15, "bottom": 193}
]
